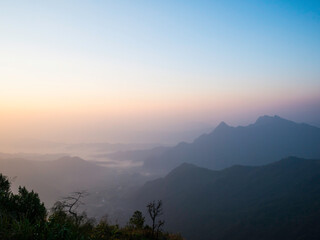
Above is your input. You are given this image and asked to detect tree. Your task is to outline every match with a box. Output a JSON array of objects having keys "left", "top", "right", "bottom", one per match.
[
  {"left": 0, "top": 174, "right": 11, "bottom": 211},
  {"left": 0, "top": 173, "right": 46, "bottom": 225},
  {"left": 52, "top": 191, "right": 88, "bottom": 225},
  {"left": 0, "top": 174, "right": 10, "bottom": 196},
  {"left": 49, "top": 191, "right": 94, "bottom": 240},
  {"left": 0, "top": 174, "right": 11, "bottom": 231},
  {"left": 0, "top": 174, "right": 47, "bottom": 240},
  {"left": 1, "top": 172, "right": 183, "bottom": 240},
  {"left": 129, "top": 210, "right": 145, "bottom": 229},
  {"left": 11, "top": 186, "right": 47, "bottom": 224},
  {"left": 147, "top": 200, "right": 165, "bottom": 239}
]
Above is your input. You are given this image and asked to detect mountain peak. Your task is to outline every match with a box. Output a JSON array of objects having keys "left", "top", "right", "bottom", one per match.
[
  {"left": 215, "top": 121, "right": 230, "bottom": 130},
  {"left": 254, "top": 115, "right": 287, "bottom": 125}
]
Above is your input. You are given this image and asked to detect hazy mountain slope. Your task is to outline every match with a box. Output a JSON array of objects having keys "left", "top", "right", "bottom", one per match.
[
  {"left": 0, "top": 152, "right": 67, "bottom": 161},
  {"left": 0, "top": 156, "right": 116, "bottom": 206},
  {"left": 97, "top": 146, "right": 170, "bottom": 162},
  {"left": 144, "top": 115, "right": 320, "bottom": 173},
  {"left": 0, "top": 156, "right": 154, "bottom": 220},
  {"left": 133, "top": 157, "right": 320, "bottom": 240}
]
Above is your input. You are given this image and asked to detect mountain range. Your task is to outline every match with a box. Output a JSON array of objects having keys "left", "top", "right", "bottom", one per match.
[
  {"left": 141, "top": 115, "right": 320, "bottom": 173},
  {"left": 2, "top": 115, "right": 320, "bottom": 239}
]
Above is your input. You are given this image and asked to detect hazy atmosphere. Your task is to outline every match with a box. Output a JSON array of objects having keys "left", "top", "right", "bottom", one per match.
[
  {"left": 1, "top": 1, "right": 320, "bottom": 146},
  {"left": 1, "top": 1, "right": 320, "bottom": 240}
]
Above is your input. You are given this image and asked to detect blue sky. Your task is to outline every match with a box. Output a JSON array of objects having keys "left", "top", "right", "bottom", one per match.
[{"left": 0, "top": 0, "right": 319, "bottom": 143}]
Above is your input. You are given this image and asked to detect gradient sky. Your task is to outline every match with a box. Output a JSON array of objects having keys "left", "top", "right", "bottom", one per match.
[{"left": 1, "top": 0, "right": 320, "bottom": 144}]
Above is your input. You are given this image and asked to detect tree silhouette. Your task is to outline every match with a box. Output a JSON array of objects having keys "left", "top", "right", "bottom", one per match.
[
  {"left": 52, "top": 190, "right": 88, "bottom": 225},
  {"left": 129, "top": 210, "right": 145, "bottom": 229},
  {"left": 147, "top": 200, "right": 165, "bottom": 239},
  {"left": 12, "top": 186, "right": 47, "bottom": 223}
]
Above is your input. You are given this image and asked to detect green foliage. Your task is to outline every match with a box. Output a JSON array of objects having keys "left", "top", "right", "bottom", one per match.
[
  {"left": 0, "top": 173, "right": 10, "bottom": 195},
  {"left": 0, "top": 173, "right": 11, "bottom": 216},
  {"left": 11, "top": 186, "right": 47, "bottom": 224},
  {"left": 0, "top": 174, "right": 47, "bottom": 240},
  {"left": 91, "top": 220, "right": 121, "bottom": 240},
  {"left": 10, "top": 218, "right": 36, "bottom": 240},
  {"left": 0, "top": 173, "right": 183, "bottom": 240},
  {"left": 129, "top": 210, "right": 145, "bottom": 229}
]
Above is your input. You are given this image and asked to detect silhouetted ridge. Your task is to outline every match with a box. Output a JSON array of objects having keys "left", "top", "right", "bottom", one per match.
[
  {"left": 144, "top": 115, "right": 320, "bottom": 173},
  {"left": 193, "top": 121, "right": 231, "bottom": 143},
  {"left": 135, "top": 157, "right": 320, "bottom": 240},
  {"left": 215, "top": 121, "right": 230, "bottom": 130},
  {"left": 173, "top": 162, "right": 197, "bottom": 170},
  {"left": 176, "top": 141, "right": 189, "bottom": 148},
  {"left": 166, "top": 162, "right": 200, "bottom": 178},
  {"left": 254, "top": 115, "right": 294, "bottom": 126}
]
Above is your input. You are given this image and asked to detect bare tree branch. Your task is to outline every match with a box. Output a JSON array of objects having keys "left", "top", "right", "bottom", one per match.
[
  {"left": 56, "top": 190, "right": 89, "bottom": 224},
  {"left": 147, "top": 200, "right": 164, "bottom": 239}
]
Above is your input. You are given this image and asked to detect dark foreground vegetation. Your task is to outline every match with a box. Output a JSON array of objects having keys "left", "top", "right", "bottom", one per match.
[{"left": 0, "top": 173, "right": 183, "bottom": 240}]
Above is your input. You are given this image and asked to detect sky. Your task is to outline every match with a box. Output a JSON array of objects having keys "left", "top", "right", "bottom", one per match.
[{"left": 0, "top": 0, "right": 320, "bottom": 144}]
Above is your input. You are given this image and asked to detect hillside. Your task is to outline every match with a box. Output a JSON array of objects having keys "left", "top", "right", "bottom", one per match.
[{"left": 133, "top": 157, "right": 320, "bottom": 240}]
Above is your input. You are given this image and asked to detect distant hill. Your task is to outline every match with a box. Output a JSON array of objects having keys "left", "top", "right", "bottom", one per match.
[
  {"left": 143, "top": 115, "right": 320, "bottom": 173},
  {"left": 132, "top": 157, "right": 320, "bottom": 240}
]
